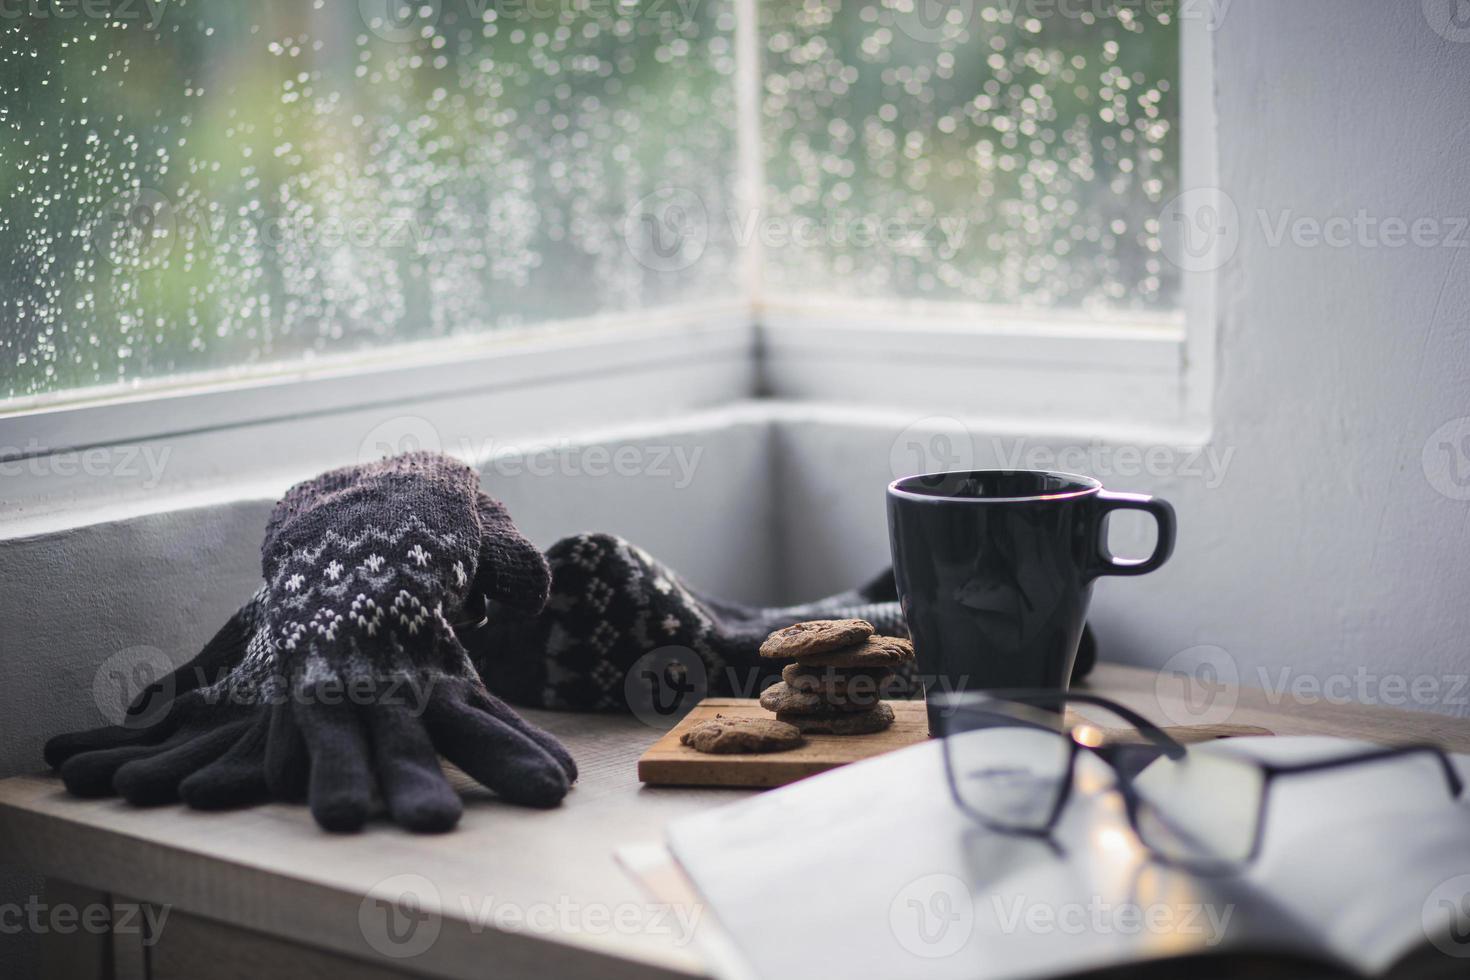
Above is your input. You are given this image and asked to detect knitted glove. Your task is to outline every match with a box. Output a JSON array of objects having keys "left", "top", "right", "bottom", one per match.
[
  {"left": 41, "top": 465, "right": 381, "bottom": 806},
  {"left": 473, "top": 532, "right": 1096, "bottom": 713},
  {"left": 45, "top": 453, "right": 573, "bottom": 832},
  {"left": 41, "top": 609, "right": 552, "bottom": 818},
  {"left": 471, "top": 533, "right": 905, "bottom": 711},
  {"left": 262, "top": 452, "right": 571, "bottom": 832},
  {"left": 42, "top": 589, "right": 281, "bottom": 805}
]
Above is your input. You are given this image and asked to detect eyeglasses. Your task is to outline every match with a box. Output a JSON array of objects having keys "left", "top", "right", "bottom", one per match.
[{"left": 931, "top": 690, "right": 1464, "bottom": 874}]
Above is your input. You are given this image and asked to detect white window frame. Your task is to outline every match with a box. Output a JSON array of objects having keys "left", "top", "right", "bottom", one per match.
[{"left": 0, "top": 9, "right": 1216, "bottom": 517}]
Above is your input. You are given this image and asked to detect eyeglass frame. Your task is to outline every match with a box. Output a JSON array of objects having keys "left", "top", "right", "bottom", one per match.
[{"left": 931, "top": 689, "right": 1465, "bottom": 874}]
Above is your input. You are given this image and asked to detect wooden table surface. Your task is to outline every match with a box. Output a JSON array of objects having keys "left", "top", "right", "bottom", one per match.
[{"left": 3, "top": 663, "right": 1469, "bottom": 980}]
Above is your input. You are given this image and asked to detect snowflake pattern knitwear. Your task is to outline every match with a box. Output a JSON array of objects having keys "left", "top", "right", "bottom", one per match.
[
  {"left": 474, "top": 532, "right": 913, "bottom": 711},
  {"left": 45, "top": 453, "right": 574, "bottom": 834}
]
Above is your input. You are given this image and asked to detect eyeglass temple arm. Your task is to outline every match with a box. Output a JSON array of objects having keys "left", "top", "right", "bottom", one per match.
[
  {"left": 1001, "top": 690, "right": 1189, "bottom": 760},
  {"left": 1267, "top": 743, "right": 1465, "bottom": 797}
]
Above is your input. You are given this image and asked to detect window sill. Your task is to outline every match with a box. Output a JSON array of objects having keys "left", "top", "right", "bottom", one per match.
[
  {"left": 757, "top": 295, "right": 1182, "bottom": 367},
  {"left": 1, "top": 301, "right": 752, "bottom": 460},
  {"left": 0, "top": 306, "right": 755, "bottom": 530},
  {"left": 1, "top": 295, "right": 1212, "bottom": 531},
  {"left": 756, "top": 298, "right": 1204, "bottom": 437}
]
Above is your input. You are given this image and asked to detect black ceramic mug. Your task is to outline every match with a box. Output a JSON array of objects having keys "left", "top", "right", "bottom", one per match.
[{"left": 886, "top": 470, "right": 1175, "bottom": 728}]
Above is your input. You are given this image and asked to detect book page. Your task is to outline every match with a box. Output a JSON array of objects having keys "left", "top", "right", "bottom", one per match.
[
  {"left": 667, "top": 737, "right": 1356, "bottom": 980},
  {"left": 1207, "top": 737, "right": 1470, "bottom": 976}
]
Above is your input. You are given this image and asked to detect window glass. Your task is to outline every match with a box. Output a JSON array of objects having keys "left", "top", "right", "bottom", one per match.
[
  {"left": 758, "top": 0, "right": 1179, "bottom": 312},
  {"left": 1, "top": 0, "right": 739, "bottom": 399},
  {"left": 1, "top": 0, "right": 1180, "bottom": 403}
]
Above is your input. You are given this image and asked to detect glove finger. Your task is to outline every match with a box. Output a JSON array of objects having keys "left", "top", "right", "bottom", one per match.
[
  {"left": 295, "top": 697, "right": 374, "bottom": 833},
  {"left": 45, "top": 717, "right": 177, "bottom": 771},
  {"left": 365, "top": 703, "right": 462, "bottom": 833},
  {"left": 179, "top": 712, "right": 272, "bottom": 810},
  {"left": 264, "top": 701, "right": 309, "bottom": 803},
  {"left": 44, "top": 687, "right": 200, "bottom": 770},
  {"left": 475, "top": 493, "right": 552, "bottom": 615},
  {"left": 56, "top": 697, "right": 206, "bottom": 797},
  {"left": 424, "top": 688, "right": 569, "bottom": 808},
  {"left": 47, "top": 596, "right": 262, "bottom": 772},
  {"left": 114, "top": 719, "right": 255, "bottom": 806},
  {"left": 467, "top": 686, "right": 578, "bottom": 784},
  {"left": 58, "top": 733, "right": 191, "bottom": 798}
]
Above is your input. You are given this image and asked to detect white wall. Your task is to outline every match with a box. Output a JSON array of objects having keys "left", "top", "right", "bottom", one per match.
[{"left": 774, "top": 0, "right": 1470, "bottom": 717}]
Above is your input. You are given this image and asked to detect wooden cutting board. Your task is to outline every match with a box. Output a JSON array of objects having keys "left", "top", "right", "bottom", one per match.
[
  {"left": 637, "top": 698, "right": 930, "bottom": 788},
  {"left": 637, "top": 698, "right": 1275, "bottom": 789}
]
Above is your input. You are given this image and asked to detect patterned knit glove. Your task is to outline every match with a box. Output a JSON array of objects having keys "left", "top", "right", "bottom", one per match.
[
  {"left": 473, "top": 532, "right": 912, "bottom": 712},
  {"left": 263, "top": 452, "right": 571, "bottom": 832},
  {"left": 45, "top": 453, "right": 573, "bottom": 832},
  {"left": 41, "top": 463, "right": 388, "bottom": 805},
  {"left": 42, "top": 590, "right": 276, "bottom": 804},
  {"left": 473, "top": 533, "right": 1097, "bottom": 714}
]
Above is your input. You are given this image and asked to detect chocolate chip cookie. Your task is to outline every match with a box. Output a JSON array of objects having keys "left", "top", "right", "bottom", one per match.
[
  {"left": 759, "top": 619, "right": 874, "bottom": 660},
  {"left": 776, "top": 702, "right": 895, "bottom": 735},
  {"left": 679, "top": 715, "right": 805, "bottom": 754},
  {"left": 781, "top": 663, "right": 895, "bottom": 699},
  {"left": 794, "top": 635, "right": 914, "bottom": 669},
  {"left": 759, "top": 680, "right": 885, "bottom": 714}
]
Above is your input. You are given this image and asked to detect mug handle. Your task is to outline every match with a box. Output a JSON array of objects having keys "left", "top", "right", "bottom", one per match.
[{"left": 1089, "top": 490, "right": 1176, "bottom": 577}]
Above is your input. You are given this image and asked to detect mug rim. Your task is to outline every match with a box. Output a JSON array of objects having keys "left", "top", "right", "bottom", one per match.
[{"left": 888, "top": 469, "right": 1102, "bottom": 504}]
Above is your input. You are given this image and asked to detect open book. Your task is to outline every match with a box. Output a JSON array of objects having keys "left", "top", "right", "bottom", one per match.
[{"left": 665, "top": 736, "right": 1470, "bottom": 980}]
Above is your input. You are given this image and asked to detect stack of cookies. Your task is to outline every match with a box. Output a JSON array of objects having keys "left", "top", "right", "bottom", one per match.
[{"left": 756, "top": 619, "right": 913, "bottom": 735}]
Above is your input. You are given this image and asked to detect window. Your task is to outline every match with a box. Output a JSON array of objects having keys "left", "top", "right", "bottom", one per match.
[
  {"left": 2, "top": 0, "right": 741, "bottom": 400},
  {"left": 758, "top": 0, "right": 1178, "bottom": 312},
  {"left": 2, "top": 0, "right": 1180, "bottom": 406}
]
